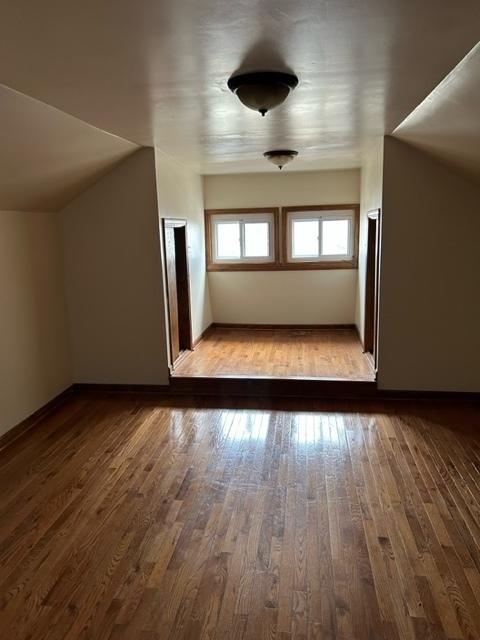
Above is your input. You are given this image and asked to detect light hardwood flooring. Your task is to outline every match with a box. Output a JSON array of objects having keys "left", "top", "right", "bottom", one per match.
[
  {"left": 0, "top": 393, "right": 479, "bottom": 639},
  {"left": 174, "top": 327, "right": 375, "bottom": 380}
]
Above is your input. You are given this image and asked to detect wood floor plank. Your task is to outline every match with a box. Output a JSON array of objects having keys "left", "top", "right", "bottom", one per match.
[
  {"left": 0, "top": 394, "right": 479, "bottom": 639},
  {"left": 173, "top": 327, "right": 374, "bottom": 380}
]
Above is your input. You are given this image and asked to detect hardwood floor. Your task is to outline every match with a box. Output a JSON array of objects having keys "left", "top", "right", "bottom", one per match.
[
  {"left": 1, "top": 393, "right": 480, "bottom": 639},
  {"left": 174, "top": 327, "right": 374, "bottom": 380}
]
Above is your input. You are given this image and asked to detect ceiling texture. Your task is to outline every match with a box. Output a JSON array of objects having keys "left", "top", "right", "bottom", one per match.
[{"left": 0, "top": 0, "right": 479, "bottom": 209}]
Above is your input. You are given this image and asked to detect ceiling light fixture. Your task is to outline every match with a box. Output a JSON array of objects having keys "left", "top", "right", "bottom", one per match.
[
  {"left": 263, "top": 149, "right": 298, "bottom": 170},
  {"left": 227, "top": 71, "right": 298, "bottom": 116}
]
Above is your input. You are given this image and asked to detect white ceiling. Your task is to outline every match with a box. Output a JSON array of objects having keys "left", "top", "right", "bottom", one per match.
[
  {"left": 0, "top": 84, "right": 138, "bottom": 211},
  {"left": 0, "top": 0, "right": 479, "bottom": 176},
  {"left": 394, "top": 42, "right": 480, "bottom": 184}
]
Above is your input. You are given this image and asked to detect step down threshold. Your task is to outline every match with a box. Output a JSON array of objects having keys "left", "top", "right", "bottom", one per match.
[{"left": 169, "top": 375, "right": 377, "bottom": 399}]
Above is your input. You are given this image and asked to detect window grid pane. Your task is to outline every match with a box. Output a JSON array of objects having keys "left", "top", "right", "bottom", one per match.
[
  {"left": 321, "top": 219, "right": 350, "bottom": 256},
  {"left": 213, "top": 215, "right": 274, "bottom": 262},
  {"left": 292, "top": 219, "right": 319, "bottom": 258},
  {"left": 243, "top": 222, "right": 270, "bottom": 257},
  {"left": 216, "top": 222, "right": 241, "bottom": 259}
]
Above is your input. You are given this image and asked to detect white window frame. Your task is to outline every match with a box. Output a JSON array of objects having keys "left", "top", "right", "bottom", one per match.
[
  {"left": 286, "top": 209, "right": 356, "bottom": 263},
  {"left": 211, "top": 212, "right": 276, "bottom": 264}
]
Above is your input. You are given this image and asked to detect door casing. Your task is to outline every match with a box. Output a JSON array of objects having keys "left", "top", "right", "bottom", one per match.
[{"left": 162, "top": 218, "right": 193, "bottom": 369}]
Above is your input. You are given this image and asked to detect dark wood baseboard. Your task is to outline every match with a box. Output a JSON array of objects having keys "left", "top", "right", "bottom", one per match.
[
  {"left": 192, "top": 323, "right": 213, "bottom": 348},
  {"left": 211, "top": 323, "right": 356, "bottom": 331},
  {"left": 0, "top": 386, "right": 74, "bottom": 453},
  {"left": 73, "top": 383, "right": 171, "bottom": 394},
  {"left": 376, "top": 389, "right": 480, "bottom": 402}
]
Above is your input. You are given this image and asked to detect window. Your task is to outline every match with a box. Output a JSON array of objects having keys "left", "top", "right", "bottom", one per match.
[
  {"left": 205, "top": 205, "right": 358, "bottom": 271},
  {"left": 205, "top": 208, "right": 279, "bottom": 270},
  {"left": 284, "top": 206, "right": 358, "bottom": 268}
]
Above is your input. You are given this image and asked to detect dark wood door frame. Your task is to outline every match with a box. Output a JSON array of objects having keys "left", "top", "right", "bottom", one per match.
[
  {"left": 364, "top": 208, "right": 381, "bottom": 371},
  {"left": 162, "top": 218, "right": 193, "bottom": 371}
]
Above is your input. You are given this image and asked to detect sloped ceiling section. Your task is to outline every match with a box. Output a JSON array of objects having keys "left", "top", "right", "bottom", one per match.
[
  {"left": 393, "top": 43, "right": 480, "bottom": 184},
  {"left": 0, "top": 0, "right": 479, "bottom": 174},
  {"left": 0, "top": 84, "right": 138, "bottom": 212}
]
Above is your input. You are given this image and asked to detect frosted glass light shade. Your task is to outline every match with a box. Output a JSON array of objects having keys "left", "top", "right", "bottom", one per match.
[{"left": 263, "top": 149, "right": 298, "bottom": 169}]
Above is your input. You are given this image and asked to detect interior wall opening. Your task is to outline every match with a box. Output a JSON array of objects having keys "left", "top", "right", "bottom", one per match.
[{"left": 164, "top": 169, "right": 377, "bottom": 383}]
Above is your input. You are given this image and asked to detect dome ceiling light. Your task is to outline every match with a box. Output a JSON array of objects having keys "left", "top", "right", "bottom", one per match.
[
  {"left": 227, "top": 71, "right": 298, "bottom": 116},
  {"left": 263, "top": 149, "right": 298, "bottom": 170}
]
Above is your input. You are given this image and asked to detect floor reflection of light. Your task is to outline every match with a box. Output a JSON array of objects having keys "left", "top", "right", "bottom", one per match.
[
  {"left": 222, "top": 411, "right": 270, "bottom": 442},
  {"left": 292, "top": 414, "right": 347, "bottom": 447},
  {"left": 169, "top": 409, "right": 191, "bottom": 440},
  {"left": 293, "top": 414, "right": 320, "bottom": 445}
]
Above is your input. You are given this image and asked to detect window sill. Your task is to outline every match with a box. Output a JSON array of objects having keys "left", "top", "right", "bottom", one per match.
[
  {"left": 280, "top": 259, "right": 358, "bottom": 270},
  {"left": 207, "top": 260, "right": 358, "bottom": 272}
]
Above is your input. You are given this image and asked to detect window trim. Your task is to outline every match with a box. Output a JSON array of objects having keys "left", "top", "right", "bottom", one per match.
[
  {"left": 204, "top": 204, "right": 359, "bottom": 271},
  {"left": 288, "top": 211, "right": 354, "bottom": 262},
  {"left": 282, "top": 204, "right": 360, "bottom": 270},
  {"left": 205, "top": 208, "right": 280, "bottom": 271},
  {"left": 213, "top": 213, "right": 275, "bottom": 264}
]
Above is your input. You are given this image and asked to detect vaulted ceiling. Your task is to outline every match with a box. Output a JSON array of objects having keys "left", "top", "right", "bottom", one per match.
[
  {"left": 394, "top": 42, "right": 480, "bottom": 185},
  {"left": 0, "top": 84, "right": 137, "bottom": 211},
  {"left": 0, "top": 0, "right": 479, "bottom": 210}
]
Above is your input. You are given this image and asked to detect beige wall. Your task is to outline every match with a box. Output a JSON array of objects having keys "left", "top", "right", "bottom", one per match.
[
  {"left": 60, "top": 148, "right": 170, "bottom": 385},
  {"left": 208, "top": 271, "right": 356, "bottom": 325},
  {"left": 155, "top": 151, "right": 212, "bottom": 344},
  {"left": 203, "top": 170, "right": 360, "bottom": 209},
  {"left": 0, "top": 211, "right": 71, "bottom": 436},
  {"left": 355, "top": 139, "right": 384, "bottom": 341},
  {"left": 203, "top": 170, "right": 360, "bottom": 324},
  {"left": 378, "top": 137, "right": 480, "bottom": 391}
]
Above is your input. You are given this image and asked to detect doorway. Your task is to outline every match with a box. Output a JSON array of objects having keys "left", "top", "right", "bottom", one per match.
[
  {"left": 364, "top": 208, "right": 381, "bottom": 369},
  {"left": 162, "top": 218, "right": 193, "bottom": 368}
]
